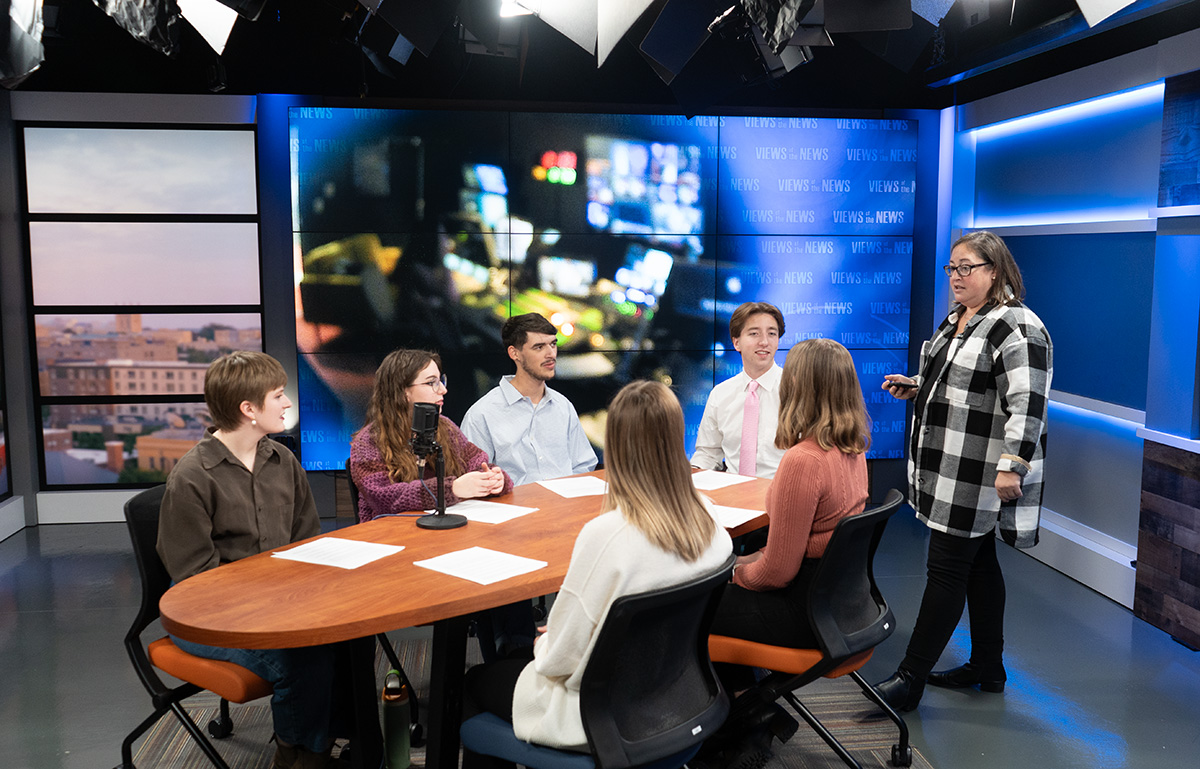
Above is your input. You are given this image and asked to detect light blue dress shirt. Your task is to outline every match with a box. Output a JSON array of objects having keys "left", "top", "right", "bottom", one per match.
[{"left": 461, "top": 376, "right": 598, "bottom": 486}]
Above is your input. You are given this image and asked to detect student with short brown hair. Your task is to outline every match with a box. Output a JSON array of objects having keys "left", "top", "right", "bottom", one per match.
[{"left": 157, "top": 351, "right": 339, "bottom": 769}]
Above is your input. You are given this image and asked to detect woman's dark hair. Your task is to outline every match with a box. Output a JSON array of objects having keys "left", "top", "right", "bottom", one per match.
[{"left": 954, "top": 230, "right": 1025, "bottom": 306}]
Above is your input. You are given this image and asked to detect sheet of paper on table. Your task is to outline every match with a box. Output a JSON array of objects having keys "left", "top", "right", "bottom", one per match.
[
  {"left": 414, "top": 546, "right": 548, "bottom": 585},
  {"left": 710, "top": 503, "right": 765, "bottom": 530},
  {"left": 425, "top": 499, "right": 539, "bottom": 524},
  {"left": 691, "top": 469, "right": 759, "bottom": 491},
  {"left": 537, "top": 475, "right": 608, "bottom": 498},
  {"left": 271, "top": 538, "right": 406, "bottom": 569}
]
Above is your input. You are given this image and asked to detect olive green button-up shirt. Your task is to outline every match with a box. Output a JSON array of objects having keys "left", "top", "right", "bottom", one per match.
[{"left": 157, "top": 429, "right": 320, "bottom": 583}]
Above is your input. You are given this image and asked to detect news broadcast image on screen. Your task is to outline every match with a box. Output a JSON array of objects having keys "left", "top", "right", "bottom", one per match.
[{"left": 290, "top": 109, "right": 917, "bottom": 469}]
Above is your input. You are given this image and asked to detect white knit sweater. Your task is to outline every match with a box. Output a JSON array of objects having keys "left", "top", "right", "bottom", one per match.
[{"left": 511, "top": 507, "right": 733, "bottom": 749}]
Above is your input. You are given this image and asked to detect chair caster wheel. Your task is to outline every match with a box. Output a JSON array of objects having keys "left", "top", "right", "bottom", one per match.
[
  {"left": 410, "top": 722, "right": 426, "bottom": 748},
  {"left": 207, "top": 717, "right": 233, "bottom": 739},
  {"left": 891, "top": 743, "right": 912, "bottom": 767}
]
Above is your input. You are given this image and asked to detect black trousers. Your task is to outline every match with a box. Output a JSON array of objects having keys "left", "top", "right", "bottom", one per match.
[
  {"left": 900, "top": 529, "right": 1006, "bottom": 680},
  {"left": 462, "top": 647, "right": 535, "bottom": 722},
  {"left": 707, "top": 559, "right": 822, "bottom": 692},
  {"left": 461, "top": 648, "right": 535, "bottom": 769}
]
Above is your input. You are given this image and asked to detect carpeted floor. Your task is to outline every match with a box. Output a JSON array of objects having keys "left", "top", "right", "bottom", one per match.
[{"left": 133, "top": 633, "right": 932, "bottom": 769}]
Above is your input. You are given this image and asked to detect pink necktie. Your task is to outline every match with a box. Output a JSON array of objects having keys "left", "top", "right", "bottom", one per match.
[{"left": 739, "top": 380, "right": 760, "bottom": 477}]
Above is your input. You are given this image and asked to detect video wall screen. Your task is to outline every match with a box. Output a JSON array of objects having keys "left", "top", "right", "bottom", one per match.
[{"left": 291, "top": 109, "right": 919, "bottom": 469}]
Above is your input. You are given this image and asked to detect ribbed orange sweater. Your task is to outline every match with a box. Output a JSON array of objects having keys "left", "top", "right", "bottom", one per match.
[{"left": 733, "top": 437, "right": 869, "bottom": 591}]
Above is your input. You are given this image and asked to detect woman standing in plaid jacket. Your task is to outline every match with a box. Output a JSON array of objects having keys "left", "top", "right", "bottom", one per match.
[{"left": 873, "top": 231, "right": 1053, "bottom": 712}]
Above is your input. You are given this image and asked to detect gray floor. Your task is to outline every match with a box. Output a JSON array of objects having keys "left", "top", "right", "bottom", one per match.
[{"left": 1, "top": 511, "right": 1198, "bottom": 769}]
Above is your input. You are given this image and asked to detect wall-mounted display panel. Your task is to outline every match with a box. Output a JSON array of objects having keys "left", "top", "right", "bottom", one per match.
[
  {"left": 23, "top": 126, "right": 257, "bottom": 214},
  {"left": 40, "top": 402, "right": 210, "bottom": 486},
  {"left": 290, "top": 108, "right": 924, "bottom": 470},
  {"left": 34, "top": 313, "right": 262, "bottom": 397},
  {"left": 29, "top": 222, "right": 261, "bottom": 306},
  {"left": 21, "top": 125, "right": 264, "bottom": 489}
]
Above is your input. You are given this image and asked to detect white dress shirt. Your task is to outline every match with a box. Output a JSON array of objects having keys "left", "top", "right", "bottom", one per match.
[
  {"left": 690, "top": 363, "right": 786, "bottom": 478},
  {"left": 462, "top": 375, "right": 598, "bottom": 486}
]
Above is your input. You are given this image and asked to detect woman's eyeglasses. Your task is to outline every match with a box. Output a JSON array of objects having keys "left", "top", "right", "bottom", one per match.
[
  {"left": 943, "top": 262, "right": 992, "bottom": 277},
  {"left": 409, "top": 374, "right": 448, "bottom": 393}
]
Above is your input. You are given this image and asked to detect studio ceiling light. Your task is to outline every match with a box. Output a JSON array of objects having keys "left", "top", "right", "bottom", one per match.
[{"left": 499, "top": 0, "right": 533, "bottom": 17}]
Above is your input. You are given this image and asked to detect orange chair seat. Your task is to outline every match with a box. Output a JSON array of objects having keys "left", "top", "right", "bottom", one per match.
[
  {"left": 708, "top": 635, "right": 873, "bottom": 679},
  {"left": 148, "top": 637, "right": 273, "bottom": 703}
]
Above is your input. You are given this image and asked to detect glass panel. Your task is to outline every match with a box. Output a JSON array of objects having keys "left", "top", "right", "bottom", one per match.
[
  {"left": 30, "top": 221, "right": 261, "bottom": 305},
  {"left": 24, "top": 127, "right": 257, "bottom": 214},
  {"left": 41, "top": 402, "right": 208, "bottom": 486},
  {"left": 34, "top": 313, "right": 262, "bottom": 397}
]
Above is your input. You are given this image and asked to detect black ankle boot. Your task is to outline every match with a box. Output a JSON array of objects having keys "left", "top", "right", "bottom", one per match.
[
  {"left": 927, "top": 662, "right": 1006, "bottom": 692},
  {"left": 873, "top": 669, "right": 925, "bottom": 712}
]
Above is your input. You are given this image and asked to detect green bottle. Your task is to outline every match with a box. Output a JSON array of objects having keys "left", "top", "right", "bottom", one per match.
[{"left": 382, "top": 669, "right": 411, "bottom": 769}]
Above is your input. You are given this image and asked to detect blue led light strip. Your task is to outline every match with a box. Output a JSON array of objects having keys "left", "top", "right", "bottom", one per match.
[{"left": 969, "top": 82, "right": 1165, "bottom": 142}]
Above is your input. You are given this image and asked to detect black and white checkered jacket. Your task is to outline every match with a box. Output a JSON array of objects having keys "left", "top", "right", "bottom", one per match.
[{"left": 908, "top": 300, "right": 1052, "bottom": 549}]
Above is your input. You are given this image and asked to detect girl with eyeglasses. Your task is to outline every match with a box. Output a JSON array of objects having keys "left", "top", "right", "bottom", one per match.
[
  {"left": 350, "top": 349, "right": 512, "bottom": 522},
  {"left": 874, "top": 231, "right": 1053, "bottom": 712}
]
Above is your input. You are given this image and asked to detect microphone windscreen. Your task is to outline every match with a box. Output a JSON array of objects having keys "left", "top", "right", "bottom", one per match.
[{"left": 412, "top": 402, "right": 439, "bottom": 434}]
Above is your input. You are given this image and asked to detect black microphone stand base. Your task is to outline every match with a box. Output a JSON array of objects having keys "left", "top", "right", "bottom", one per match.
[
  {"left": 416, "top": 512, "right": 467, "bottom": 530},
  {"left": 413, "top": 441, "right": 464, "bottom": 529}
]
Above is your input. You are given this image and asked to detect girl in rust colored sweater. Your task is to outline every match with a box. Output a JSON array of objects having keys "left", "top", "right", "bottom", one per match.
[{"left": 697, "top": 339, "right": 871, "bottom": 769}]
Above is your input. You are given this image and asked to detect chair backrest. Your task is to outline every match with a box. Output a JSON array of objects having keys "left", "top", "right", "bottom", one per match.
[
  {"left": 579, "top": 554, "right": 736, "bottom": 769},
  {"left": 122, "top": 484, "right": 173, "bottom": 693},
  {"left": 805, "top": 488, "right": 905, "bottom": 663},
  {"left": 125, "top": 485, "right": 171, "bottom": 633},
  {"left": 345, "top": 456, "right": 361, "bottom": 517}
]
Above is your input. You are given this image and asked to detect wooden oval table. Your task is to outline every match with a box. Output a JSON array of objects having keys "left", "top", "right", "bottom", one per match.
[{"left": 160, "top": 470, "right": 771, "bottom": 769}]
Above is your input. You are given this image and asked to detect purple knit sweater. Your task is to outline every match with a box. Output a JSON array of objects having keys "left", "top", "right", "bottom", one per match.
[{"left": 349, "top": 416, "right": 513, "bottom": 522}]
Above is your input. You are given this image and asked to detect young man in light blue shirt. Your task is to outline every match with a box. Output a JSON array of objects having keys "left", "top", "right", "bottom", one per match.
[{"left": 463, "top": 313, "right": 598, "bottom": 485}]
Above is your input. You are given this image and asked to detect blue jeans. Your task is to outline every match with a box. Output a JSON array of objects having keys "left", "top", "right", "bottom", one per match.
[{"left": 171, "top": 635, "right": 336, "bottom": 753}]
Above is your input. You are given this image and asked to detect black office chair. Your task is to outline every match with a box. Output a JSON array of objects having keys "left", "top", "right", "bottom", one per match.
[
  {"left": 116, "top": 485, "right": 273, "bottom": 769},
  {"left": 344, "top": 458, "right": 424, "bottom": 744},
  {"left": 708, "top": 489, "right": 912, "bottom": 768},
  {"left": 460, "top": 554, "right": 736, "bottom": 769}
]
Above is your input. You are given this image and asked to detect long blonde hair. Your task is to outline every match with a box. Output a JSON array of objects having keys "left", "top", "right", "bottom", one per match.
[
  {"left": 356, "top": 349, "right": 466, "bottom": 482},
  {"left": 602, "top": 381, "right": 717, "bottom": 562},
  {"left": 775, "top": 339, "right": 871, "bottom": 455}
]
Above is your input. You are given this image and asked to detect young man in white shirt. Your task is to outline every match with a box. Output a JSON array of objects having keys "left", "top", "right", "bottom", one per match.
[
  {"left": 463, "top": 313, "right": 598, "bottom": 658},
  {"left": 463, "top": 313, "right": 598, "bottom": 486},
  {"left": 691, "top": 301, "right": 787, "bottom": 478}
]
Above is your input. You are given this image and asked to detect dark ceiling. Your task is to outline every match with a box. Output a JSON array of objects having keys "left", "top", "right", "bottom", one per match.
[{"left": 17, "top": 0, "right": 1200, "bottom": 114}]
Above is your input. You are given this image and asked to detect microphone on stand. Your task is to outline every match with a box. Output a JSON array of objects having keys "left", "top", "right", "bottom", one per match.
[
  {"left": 410, "top": 403, "right": 466, "bottom": 530},
  {"left": 410, "top": 403, "right": 439, "bottom": 465}
]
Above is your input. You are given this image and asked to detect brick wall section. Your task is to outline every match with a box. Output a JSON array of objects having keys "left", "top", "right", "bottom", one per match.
[{"left": 1134, "top": 440, "right": 1200, "bottom": 649}]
